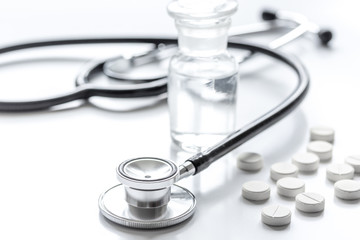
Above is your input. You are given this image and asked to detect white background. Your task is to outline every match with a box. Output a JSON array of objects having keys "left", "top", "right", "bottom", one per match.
[{"left": 0, "top": 0, "right": 359, "bottom": 239}]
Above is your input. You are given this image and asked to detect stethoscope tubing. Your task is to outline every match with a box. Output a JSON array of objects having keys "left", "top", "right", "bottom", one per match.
[
  {"left": 0, "top": 38, "right": 175, "bottom": 112},
  {"left": 0, "top": 37, "right": 307, "bottom": 112},
  {"left": 1, "top": 38, "right": 310, "bottom": 210},
  {"left": 186, "top": 40, "right": 309, "bottom": 174},
  {"left": 0, "top": 38, "right": 310, "bottom": 178},
  {"left": 0, "top": 9, "right": 330, "bottom": 112},
  {"left": 4, "top": 38, "right": 308, "bottom": 176}
]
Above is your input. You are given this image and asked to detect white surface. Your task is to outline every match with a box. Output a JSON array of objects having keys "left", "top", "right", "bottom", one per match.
[
  {"left": 261, "top": 205, "right": 292, "bottom": 226},
  {"left": 292, "top": 152, "right": 320, "bottom": 172},
  {"left": 242, "top": 180, "right": 270, "bottom": 201},
  {"left": 1, "top": 0, "right": 360, "bottom": 240},
  {"left": 237, "top": 152, "right": 264, "bottom": 171},
  {"left": 277, "top": 177, "right": 305, "bottom": 198},
  {"left": 295, "top": 192, "right": 325, "bottom": 213}
]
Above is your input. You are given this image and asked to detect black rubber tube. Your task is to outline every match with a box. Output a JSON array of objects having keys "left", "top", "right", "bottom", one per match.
[
  {"left": 0, "top": 38, "right": 308, "bottom": 114},
  {"left": 0, "top": 38, "right": 176, "bottom": 112},
  {"left": 186, "top": 40, "right": 310, "bottom": 174},
  {"left": 0, "top": 38, "right": 310, "bottom": 172}
]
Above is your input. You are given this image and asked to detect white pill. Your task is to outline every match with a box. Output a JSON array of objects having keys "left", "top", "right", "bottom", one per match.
[
  {"left": 270, "top": 162, "right": 298, "bottom": 181},
  {"left": 292, "top": 152, "right": 320, "bottom": 172},
  {"left": 326, "top": 163, "right": 354, "bottom": 182},
  {"left": 296, "top": 192, "right": 325, "bottom": 213},
  {"left": 261, "top": 205, "right": 291, "bottom": 226},
  {"left": 307, "top": 141, "right": 333, "bottom": 161},
  {"left": 345, "top": 155, "right": 360, "bottom": 173},
  {"left": 237, "top": 152, "right": 263, "bottom": 171},
  {"left": 310, "top": 126, "right": 335, "bottom": 143},
  {"left": 242, "top": 181, "right": 271, "bottom": 201},
  {"left": 277, "top": 177, "right": 305, "bottom": 198},
  {"left": 334, "top": 179, "right": 360, "bottom": 200}
]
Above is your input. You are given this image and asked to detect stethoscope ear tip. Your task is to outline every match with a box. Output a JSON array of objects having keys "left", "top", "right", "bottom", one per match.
[
  {"left": 318, "top": 29, "right": 333, "bottom": 45},
  {"left": 261, "top": 9, "right": 277, "bottom": 21}
]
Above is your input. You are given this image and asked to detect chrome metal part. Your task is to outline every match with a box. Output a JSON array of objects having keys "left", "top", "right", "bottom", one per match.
[
  {"left": 99, "top": 184, "right": 196, "bottom": 229},
  {"left": 124, "top": 186, "right": 171, "bottom": 208},
  {"left": 117, "top": 157, "right": 179, "bottom": 190},
  {"left": 178, "top": 161, "right": 196, "bottom": 180},
  {"left": 112, "top": 157, "right": 184, "bottom": 221},
  {"left": 103, "top": 44, "right": 177, "bottom": 81}
]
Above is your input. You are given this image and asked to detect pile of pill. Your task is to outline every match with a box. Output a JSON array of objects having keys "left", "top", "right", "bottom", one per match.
[{"left": 237, "top": 125, "right": 360, "bottom": 227}]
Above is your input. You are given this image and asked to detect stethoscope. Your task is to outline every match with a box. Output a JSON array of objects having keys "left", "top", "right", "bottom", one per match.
[
  {"left": 0, "top": 10, "right": 332, "bottom": 229},
  {"left": 0, "top": 9, "right": 331, "bottom": 112},
  {"left": 98, "top": 43, "right": 309, "bottom": 229}
]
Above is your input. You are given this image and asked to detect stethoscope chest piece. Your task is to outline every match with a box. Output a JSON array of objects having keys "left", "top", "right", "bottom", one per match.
[{"left": 98, "top": 157, "right": 196, "bottom": 229}]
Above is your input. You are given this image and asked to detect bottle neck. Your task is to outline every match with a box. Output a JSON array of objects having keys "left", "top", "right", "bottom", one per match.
[{"left": 176, "top": 18, "right": 231, "bottom": 57}]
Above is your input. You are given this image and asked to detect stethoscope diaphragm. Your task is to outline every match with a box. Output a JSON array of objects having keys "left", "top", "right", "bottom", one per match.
[{"left": 98, "top": 184, "right": 196, "bottom": 229}]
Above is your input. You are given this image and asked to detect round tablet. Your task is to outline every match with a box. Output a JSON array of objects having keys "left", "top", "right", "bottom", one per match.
[
  {"left": 307, "top": 141, "right": 333, "bottom": 161},
  {"left": 237, "top": 152, "right": 263, "bottom": 171},
  {"left": 310, "top": 126, "right": 335, "bottom": 143},
  {"left": 334, "top": 179, "right": 360, "bottom": 200},
  {"left": 270, "top": 162, "right": 298, "bottom": 181},
  {"left": 261, "top": 205, "right": 291, "bottom": 226},
  {"left": 277, "top": 177, "right": 305, "bottom": 198},
  {"left": 242, "top": 181, "right": 271, "bottom": 201},
  {"left": 345, "top": 155, "right": 360, "bottom": 173},
  {"left": 292, "top": 152, "right": 320, "bottom": 172},
  {"left": 296, "top": 192, "right": 325, "bottom": 213},
  {"left": 326, "top": 163, "right": 354, "bottom": 182}
]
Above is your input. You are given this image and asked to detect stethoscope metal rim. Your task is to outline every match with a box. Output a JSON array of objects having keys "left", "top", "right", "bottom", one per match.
[
  {"left": 116, "top": 157, "right": 179, "bottom": 190},
  {"left": 99, "top": 184, "right": 196, "bottom": 229}
]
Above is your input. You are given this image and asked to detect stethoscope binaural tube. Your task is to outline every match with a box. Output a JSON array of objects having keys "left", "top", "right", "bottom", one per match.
[
  {"left": 0, "top": 9, "right": 330, "bottom": 112},
  {"left": 0, "top": 37, "right": 307, "bottom": 112},
  {"left": 0, "top": 38, "right": 175, "bottom": 112}
]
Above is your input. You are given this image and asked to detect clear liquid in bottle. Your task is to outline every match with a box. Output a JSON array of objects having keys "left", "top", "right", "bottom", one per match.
[{"left": 167, "top": 0, "right": 239, "bottom": 152}]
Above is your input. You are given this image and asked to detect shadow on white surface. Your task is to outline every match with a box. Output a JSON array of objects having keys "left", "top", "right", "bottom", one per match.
[
  {"left": 333, "top": 196, "right": 360, "bottom": 207},
  {"left": 240, "top": 196, "right": 269, "bottom": 205},
  {"left": 294, "top": 209, "right": 325, "bottom": 219},
  {"left": 261, "top": 222, "right": 291, "bottom": 232}
]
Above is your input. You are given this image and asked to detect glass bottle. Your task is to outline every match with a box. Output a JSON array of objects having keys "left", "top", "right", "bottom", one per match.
[{"left": 167, "top": 0, "right": 239, "bottom": 152}]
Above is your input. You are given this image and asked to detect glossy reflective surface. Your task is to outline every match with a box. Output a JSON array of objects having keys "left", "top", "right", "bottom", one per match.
[
  {"left": 123, "top": 158, "right": 175, "bottom": 181},
  {"left": 99, "top": 184, "right": 196, "bottom": 229}
]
